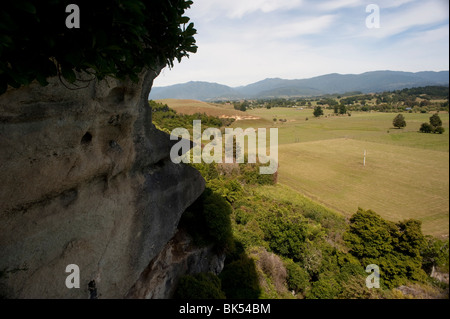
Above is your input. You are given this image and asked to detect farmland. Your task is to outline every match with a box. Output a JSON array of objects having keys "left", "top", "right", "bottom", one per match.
[
  {"left": 153, "top": 99, "right": 449, "bottom": 237},
  {"left": 244, "top": 108, "right": 449, "bottom": 237},
  {"left": 156, "top": 98, "right": 259, "bottom": 120}
]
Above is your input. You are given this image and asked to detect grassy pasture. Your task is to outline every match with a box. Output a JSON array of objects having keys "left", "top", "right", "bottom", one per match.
[{"left": 152, "top": 99, "right": 449, "bottom": 237}]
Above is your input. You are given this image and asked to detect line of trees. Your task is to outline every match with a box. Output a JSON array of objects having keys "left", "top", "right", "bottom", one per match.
[{"left": 216, "top": 86, "right": 449, "bottom": 113}]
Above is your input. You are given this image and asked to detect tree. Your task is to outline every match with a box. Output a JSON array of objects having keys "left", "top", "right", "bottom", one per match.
[
  {"left": 0, "top": 1, "right": 197, "bottom": 94},
  {"left": 429, "top": 113, "right": 442, "bottom": 128},
  {"left": 339, "top": 104, "right": 347, "bottom": 115},
  {"left": 313, "top": 106, "right": 324, "bottom": 117},
  {"left": 419, "top": 122, "right": 433, "bottom": 133},
  {"left": 334, "top": 105, "right": 339, "bottom": 114},
  {"left": 392, "top": 114, "right": 406, "bottom": 129}
]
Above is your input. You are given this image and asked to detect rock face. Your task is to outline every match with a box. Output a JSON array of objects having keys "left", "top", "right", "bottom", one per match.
[
  {"left": 126, "top": 230, "right": 225, "bottom": 299},
  {"left": 0, "top": 69, "right": 206, "bottom": 298}
]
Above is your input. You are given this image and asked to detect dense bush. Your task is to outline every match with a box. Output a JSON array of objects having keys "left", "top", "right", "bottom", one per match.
[
  {"left": 434, "top": 126, "right": 445, "bottom": 134},
  {"left": 344, "top": 209, "right": 398, "bottom": 258},
  {"left": 239, "top": 162, "right": 277, "bottom": 185},
  {"left": 208, "top": 179, "right": 243, "bottom": 204},
  {"left": 306, "top": 275, "right": 340, "bottom": 299},
  {"left": 174, "top": 273, "right": 226, "bottom": 299},
  {"left": 344, "top": 208, "right": 429, "bottom": 288},
  {"left": 261, "top": 208, "right": 309, "bottom": 261},
  {"left": 219, "top": 256, "right": 261, "bottom": 299},
  {"left": 419, "top": 113, "right": 445, "bottom": 134},
  {"left": 251, "top": 248, "right": 288, "bottom": 297},
  {"left": 160, "top": 103, "right": 446, "bottom": 299},
  {"left": 150, "top": 100, "right": 234, "bottom": 133},
  {"left": 419, "top": 122, "right": 434, "bottom": 133},
  {"left": 422, "top": 236, "right": 449, "bottom": 273},
  {"left": 179, "top": 187, "right": 234, "bottom": 252},
  {"left": 284, "top": 258, "right": 310, "bottom": 294}
]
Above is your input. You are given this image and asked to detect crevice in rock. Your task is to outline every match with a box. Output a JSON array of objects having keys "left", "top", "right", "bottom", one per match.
[{"left": 81, "top": 132, "right": 93, "bottom": 145}]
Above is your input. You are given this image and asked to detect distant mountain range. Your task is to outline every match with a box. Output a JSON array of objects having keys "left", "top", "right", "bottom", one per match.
[{"left": 149, "top": 70, "right": 449, "bottom": 101}]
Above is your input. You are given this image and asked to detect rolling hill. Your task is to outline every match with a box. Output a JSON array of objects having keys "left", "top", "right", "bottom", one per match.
[{"left": 149, "top": 70, "right": 449, "bottom": 101}]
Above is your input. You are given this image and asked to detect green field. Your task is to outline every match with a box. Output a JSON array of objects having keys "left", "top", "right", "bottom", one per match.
[
  {"left": 243, "top": 108, "right": 449, "bottom": 237},
  {"left": 153, "top": 99, "right": 449, "bottom": 237}
]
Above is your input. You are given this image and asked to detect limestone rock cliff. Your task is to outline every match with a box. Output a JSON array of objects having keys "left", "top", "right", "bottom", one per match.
[{"left": 0, "top": 69, "right": 207, "bottom": 298}]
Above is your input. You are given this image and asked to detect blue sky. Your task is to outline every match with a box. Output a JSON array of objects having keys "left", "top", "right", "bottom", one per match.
[{"left": 154, "top": 0, "right": 449, "bottom": 87}]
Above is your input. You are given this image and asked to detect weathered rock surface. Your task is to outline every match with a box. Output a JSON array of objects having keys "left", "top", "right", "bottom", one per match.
[
  {"left": 0, "top": 70, "right": 205, "bottom": 298},
  {"left": 126, "top": 230, "right": 225, "bottom": 299}
]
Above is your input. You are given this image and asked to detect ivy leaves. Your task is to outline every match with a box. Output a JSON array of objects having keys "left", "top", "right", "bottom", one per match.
[{"left": 0, "top": 0, "right": 197, "bottom": 94}]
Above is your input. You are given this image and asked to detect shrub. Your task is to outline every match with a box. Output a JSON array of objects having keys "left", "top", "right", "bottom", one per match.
[
  {"left": 422, "top": 237, "right": 449, "bottom": 273},
  {"left": 261, "top": 210, "right": 309, "bottom": 261},
  {"left": 434, "top": 126, "right": 445, "bottom": 134},
  {"left": 284, "top": 259, "right": 310, "bottom": 294},
  {"left": 337, "top": 275, "right": 379, "bottom": 299},
  {"left": 220, "top": 256, "right": 261, "bottom": 298},
  {"left": 174, "top": 273, "right": 226, "bottom": 299},
  {"left": 179, "top": 187, "right": 234, "bottom": 251},
  {"left": 202, "top": 189, "right": 234, "bottom": 251},
  {"left": 251, "top": 248, "right": 288, "bottom": 295},
  {"left": 344, "top": 208, "right": 429, "bottom": 289},
  {"left": 306, "top": 274, "right": 340, "bottom": 299},
  {"left": 344, "top": 208, "right": 397, "bottom": 259},
  {"left": 419, "top": 122, "right": 433, "bottom": 133}
]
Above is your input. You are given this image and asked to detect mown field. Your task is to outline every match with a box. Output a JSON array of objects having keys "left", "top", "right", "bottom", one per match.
[
  {"left": 152, "top": 99, "right": 449, "bottom": 237},
  {"left": 244, "top": 108, "right": 449, "bottom": 237}
]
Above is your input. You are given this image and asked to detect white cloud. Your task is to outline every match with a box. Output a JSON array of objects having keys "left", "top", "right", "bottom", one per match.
[
  {"left": 378, "top": 0, "right": 416, "bottom": 8},
  {"left": 315, "top": 0, "right": 363, "bottom": 11},
  {"left": 271, "top": 15, "right": 336, "bottom": 38},
  {"left": 190, "top": 0, "right": 303, "bottom": 19},
  {"left": 153, "top": 0, "right": 449, "bottom": 87}
]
